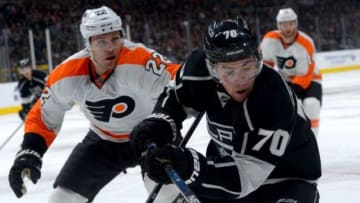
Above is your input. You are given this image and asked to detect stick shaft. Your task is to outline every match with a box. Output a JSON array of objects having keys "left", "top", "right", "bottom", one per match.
[
  {"left": 145, "top": 111, "right": 204, "bottom": 203},
  {"left": 0, "top": 122, "right": 24, "bottom": 150}
]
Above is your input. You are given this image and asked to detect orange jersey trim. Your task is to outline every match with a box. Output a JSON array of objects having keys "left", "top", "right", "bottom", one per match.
[
  {"left": 263, "top": 30, "right": 282, "bottom": 40},
  {"left": 264, "top": 60, "right": 275, "bottom": 68},
  {"left": 47, "top": 58, "right": 90, "bottom": 87},
  {"left": 289, "top": 33, "right": 317, "bottom": 89},
  {"left": 263, "top": 31, "right": 320, "bottom": 89},
  {"left": 25, "top": 100, "right": 56, "bottom": 147},
  {"left": 93, "top": 125, "right": 130, "bottom": 140},
  {"left": 24, "top": 47, "right": 179, "bottom": 148},
  {"left": 311, "top": 119, "right": 320, "bottom": 128},
  {"left": 119, "top": 46, "right": 180, "bottom": 79},
  {"left": 24, "top": 57, "right": 90, "bottom": 147}
]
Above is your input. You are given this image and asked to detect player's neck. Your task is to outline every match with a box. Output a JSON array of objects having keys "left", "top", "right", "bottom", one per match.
[
  {"left": 92, "top": 59, "right": 108, "bottom": 76},
  {"left": 281, "top": 32, "right": 298, "bottom": 46},
  {"left": 94, "top": 65, "right": 107, "bottom": 75},
  {"left": 282, "top": 36, "right": 295, "bottom": 44}
]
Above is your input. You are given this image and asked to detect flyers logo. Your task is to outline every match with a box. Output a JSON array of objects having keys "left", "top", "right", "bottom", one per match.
[
  {"left": 86, "top": 96, "right": 135, "bottom": 122},
  {"left": 276, "top": 56, "right": 296, "bottom": 70}
]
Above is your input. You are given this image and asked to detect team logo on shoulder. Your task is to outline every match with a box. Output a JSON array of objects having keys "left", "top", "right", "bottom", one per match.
[
  {"left": 86, "top": 96, "right": 135, "bottom": 122},
  {"left": 40, "top": 86, "right": 51, "bottom": 106},
  {"left": 276, "top": 56, "right": 296, "bottom": 70}
]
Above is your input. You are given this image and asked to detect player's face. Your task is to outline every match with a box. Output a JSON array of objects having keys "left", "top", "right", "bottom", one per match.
[
  {"left": 279, "top": 20, "right": 297, "bottom": 40},
  {"left": 89, "top": 31, "right": 123, "bottom": 74},
  {"left": 216, "top": 57, "right": 258, "bottom": 102},
  {"left": 19, "top": 66, "right": 32, "bottom": 79}
]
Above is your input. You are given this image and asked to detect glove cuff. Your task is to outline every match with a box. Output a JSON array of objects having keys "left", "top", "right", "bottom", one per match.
[
  {"left": 184, "top": 148, "right": 207, "bottom": 186},
  {"left": 22, "top": 133, "right": 47, "bottom": 157},
  {"left": 15, "top": 149, "right": 42, "bottom": 160},
  {"left": 147, "top": 113, "right": 178, "bottom": 143}
]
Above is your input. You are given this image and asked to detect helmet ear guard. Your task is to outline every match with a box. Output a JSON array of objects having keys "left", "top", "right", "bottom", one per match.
[{"left": 204, "top": 17, "right": 263, "bottom": 82}]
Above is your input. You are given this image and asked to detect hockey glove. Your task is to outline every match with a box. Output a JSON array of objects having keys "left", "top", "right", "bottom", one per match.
[
  {"left": 18, "top": 108, "right": 29, "bottom": 121},
  {"left": 18, "top": 100, "right": 36, "bottom": 121},
  {"left": 143, "top": 145, "right": 206, "bottom": 185},
  {"left": 9, "top": 149, "right": 42, "bottom": 198},
  {"left": 130, "top": 115, "right": 177, "bottom": 159}
]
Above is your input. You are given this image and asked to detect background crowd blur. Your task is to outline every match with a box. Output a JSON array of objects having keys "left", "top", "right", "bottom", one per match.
[{"left": 1, "top": 0, "right": 359, "bottom": 82}]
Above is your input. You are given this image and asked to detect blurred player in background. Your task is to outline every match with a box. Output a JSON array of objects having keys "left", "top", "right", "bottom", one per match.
[
  {"left": 16, "top": 58, "right": 47, "bottom": 121},
  {"left": 8, "top": 5, "right": 179, "bottom": 203},
  {"left": 260, "top": 8, "right": 322, "bottom": 137}
]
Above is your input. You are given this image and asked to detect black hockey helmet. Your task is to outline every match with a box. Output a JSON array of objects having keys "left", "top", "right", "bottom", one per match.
[
  {"left": 204, "top": 17, "right": 261, "bottom": 63},
  {"left": 19, "top": 58, "right": 31, "bottom": 68},
  {"left": 204, "top": 17, "right": 262, "bottom": 82}
]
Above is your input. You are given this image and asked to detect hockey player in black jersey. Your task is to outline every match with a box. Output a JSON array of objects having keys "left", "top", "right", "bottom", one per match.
[
  {"left": 130, "top": 17, "right": 321, "bottom": 202},
  {"left": 16, "top": 58, "right": 47, "bottom": 121}
]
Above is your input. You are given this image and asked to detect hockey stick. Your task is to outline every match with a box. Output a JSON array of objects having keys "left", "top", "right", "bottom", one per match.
[
  {"left": 163, "top": 164, "right": 201, "bottom": 203},
  {"left": 146, "top": 142, "right": 202, "bottom": 203},
  {"left": 0, "top": 122, "right": 24, "bottom": 150},
  {"left": 146, "top": 111, "right": 204, "bottom": 203}
]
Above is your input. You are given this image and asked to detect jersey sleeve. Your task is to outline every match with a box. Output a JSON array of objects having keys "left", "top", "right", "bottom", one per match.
[
  {"left": 119, "top": 41, "right": 180, "bottom": 104},
  {"left": 151, "top": 67, "right": 191, "bottom": 132},
  {"left": 290, "top": 35, "right": 316, "bottom": 89},
  {"left": 151, "top": 51, "right": 208, "bottom": 135},
  {"left": 260, "top": 31, "right": 279, "bottom": 68},
  {"left": 17, "top": 70, "right": 47, "bottom": 109},
  {"left": 140, "top": 49, "right": 180, "bottom": 100},
  {"left": 24, "top": 60, "right": 85, "bottom": 149},
  {"left": 17, "top": 79, "right": 33, "bottom": 105},
  {"left": 30, "top": 70, "right": 47, "bottom": 102}
]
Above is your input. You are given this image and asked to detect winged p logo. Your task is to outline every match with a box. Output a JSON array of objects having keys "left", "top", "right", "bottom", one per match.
[
  {"left": 276, "top": 56, "right": 297, "bottom": 70},
  {"left": 86, "top": 96, "right": 135, "bottom": 122}
]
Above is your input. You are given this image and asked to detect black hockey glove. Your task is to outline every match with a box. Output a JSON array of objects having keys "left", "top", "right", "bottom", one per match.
[
  {"left": 130, "top": 114, "right": 177, "bottom": 159},
  {"left": 143, "top": 145, "right": 206, "bottom": 185},
  {"left": 18, "top": 100, "right": 37, "bottom": 121},
  {"left": 8, "top": 149, "right": 42, "bottom": 198},
  {"left": 18, "top": 108, "right": 29, "bottom": 121}
]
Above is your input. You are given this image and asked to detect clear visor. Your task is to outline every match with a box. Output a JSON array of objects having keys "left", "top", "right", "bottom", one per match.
[{"left": 206, "top": 57, "right": 260, "bottom": 84}]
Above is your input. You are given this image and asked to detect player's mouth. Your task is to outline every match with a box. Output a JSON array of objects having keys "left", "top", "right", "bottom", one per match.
[
  {"left": 105, "top": 56, "right": 116, "bottom": 61},
  {"left": 285, "top": 30, "right": 293, "bottom": 35},
  {"left": 236, "top": 89, "right": 247, "bottom": 94}
]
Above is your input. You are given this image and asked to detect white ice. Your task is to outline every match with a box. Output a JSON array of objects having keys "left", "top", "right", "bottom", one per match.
[{"left": 0, "top": 70, "right": 359, "bottom": 203}]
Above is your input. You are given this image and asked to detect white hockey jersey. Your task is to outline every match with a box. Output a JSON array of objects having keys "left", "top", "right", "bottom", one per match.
[
  {"left": 260, "top": 30, "right": 322, "bottom": 89},
  {"left": 24, "top": 40, "right": 179, "bottom": 147}
]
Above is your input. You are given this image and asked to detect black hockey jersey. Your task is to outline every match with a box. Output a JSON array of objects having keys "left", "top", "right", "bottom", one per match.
[
  {"left": 152, "top": 50, "right": 321, "bottom": 199},
  {"left": 17, "top": 69, "right": 47, "bottom": 109}
]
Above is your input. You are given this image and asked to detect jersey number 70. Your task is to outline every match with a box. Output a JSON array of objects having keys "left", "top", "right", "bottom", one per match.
[{"left": 252, "top": 128, "right": 290, "bottom": 156}]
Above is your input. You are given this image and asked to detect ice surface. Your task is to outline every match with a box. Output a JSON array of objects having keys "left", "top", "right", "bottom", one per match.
[{"left": 1, "top": 70, "right": 359, "bottom": 202}]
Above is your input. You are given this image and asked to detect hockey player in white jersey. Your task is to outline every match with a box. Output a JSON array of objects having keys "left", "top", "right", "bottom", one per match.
[
  {"left": 260, "top": 8, "right": 322, "bottom": 136},
  {"left": 8, "top": 5, "right": 179, "bottom": 202}
]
